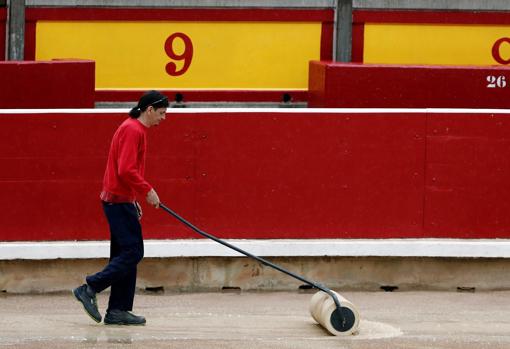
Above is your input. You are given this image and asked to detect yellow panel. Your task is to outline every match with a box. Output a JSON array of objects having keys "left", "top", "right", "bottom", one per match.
[
  {"left": 364, "top": 23, "right": 510, "bottom": 66},
  {"left": 35, "top": 21, "right": 322, "bottom": 89}
]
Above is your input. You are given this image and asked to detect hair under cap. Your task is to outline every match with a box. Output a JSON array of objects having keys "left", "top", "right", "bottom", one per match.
[{"left": 129, "top": 90, "right": 169, "bottom": 118}]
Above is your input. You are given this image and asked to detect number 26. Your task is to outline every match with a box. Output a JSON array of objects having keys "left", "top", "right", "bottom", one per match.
[
  {"left": 487, "top": 75, "right": 507, "bottom": 88},
  {"left": 165, "top": 33, "right": 193, "bottom": 77}
]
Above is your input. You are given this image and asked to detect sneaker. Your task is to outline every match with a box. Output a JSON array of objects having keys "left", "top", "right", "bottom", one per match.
[
  {"left": 104, "top": 310, "right": 146, "bottom": 326},
  {"left": 72, "top": 284, "right": 102, "bottom": 323}
]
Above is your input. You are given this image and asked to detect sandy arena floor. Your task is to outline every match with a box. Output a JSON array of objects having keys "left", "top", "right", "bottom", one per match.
[{"left": 0, "top": 290, "right": 509, "bottom": 349}]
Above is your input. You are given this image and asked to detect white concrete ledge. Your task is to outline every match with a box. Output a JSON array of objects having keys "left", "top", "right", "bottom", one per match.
[{"left": 1, "top": 239, "right": 510, "bottom": 260}]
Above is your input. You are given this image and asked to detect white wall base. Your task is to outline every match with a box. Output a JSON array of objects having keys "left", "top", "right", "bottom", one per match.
[{"left": 1, "top": 239, "right": 510, "bottom": 260}]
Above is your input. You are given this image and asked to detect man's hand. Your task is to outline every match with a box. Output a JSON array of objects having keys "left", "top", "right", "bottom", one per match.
[{"left": 146, "top": 188, "right": 160, "bottom": 208}]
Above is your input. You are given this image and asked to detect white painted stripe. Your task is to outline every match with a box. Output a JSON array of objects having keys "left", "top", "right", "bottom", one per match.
[
  {"left": 1, "top": 239, "right": 509, "bottom": 260},
  {"left": 2, "top": 108, "right": 510, "bottom": 115}
]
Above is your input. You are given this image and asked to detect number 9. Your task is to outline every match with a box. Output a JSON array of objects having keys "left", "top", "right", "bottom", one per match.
[{"left": 165, "top": 33, "right": 193, "bottom": 77}]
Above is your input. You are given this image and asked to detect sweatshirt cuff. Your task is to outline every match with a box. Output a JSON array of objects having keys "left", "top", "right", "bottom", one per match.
[{"left": 142, "top": 185, "right": 153, "bottom": 197}]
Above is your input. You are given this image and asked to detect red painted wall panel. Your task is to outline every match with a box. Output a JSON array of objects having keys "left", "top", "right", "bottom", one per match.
[
  {"left": 0, "top": 112, "right": 197, "bottom": 240},
  {"left": 25, "top": 8, "right": 333, "bottom": 22},
  {"left": 2, "top": 110, "right": 510, "bottom": 241},
  {"left": 0, "top": 60, "right": 95, "bottom": 108},
  {"left": 425, "top": 113, "right": 510, "bottom": 237},
  {"left": 189, "top": 113, "right": 425, "bottom": 238},
  {"left": 308, "top": 61, "right": 510, "bottom": 108},
  {"left": 0, "top": 110, "right": 425, "bottom": 241}
]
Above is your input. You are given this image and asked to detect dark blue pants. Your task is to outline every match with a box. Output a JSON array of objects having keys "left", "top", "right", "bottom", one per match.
[{"left": 86, "top": 202, "right": 144, "bottom": 312}]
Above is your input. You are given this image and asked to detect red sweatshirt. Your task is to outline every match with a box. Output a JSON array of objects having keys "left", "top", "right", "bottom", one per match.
[{"left": 100, "top": 118, "right": 152, "bottom": 203}]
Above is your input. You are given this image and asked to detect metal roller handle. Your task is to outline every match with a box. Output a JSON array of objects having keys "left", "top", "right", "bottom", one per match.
[{"left": 159, "top": 203, "right": 345, "bottom": 325}]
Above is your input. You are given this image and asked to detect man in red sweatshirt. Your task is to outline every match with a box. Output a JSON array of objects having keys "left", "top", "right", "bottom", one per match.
[{"left": 73, "top": 90, "right": 169, "bottom": 325}]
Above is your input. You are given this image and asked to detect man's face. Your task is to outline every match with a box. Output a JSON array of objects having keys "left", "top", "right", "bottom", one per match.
[{"left": 148, "top": 106, "right": 167, "bottom": 126}]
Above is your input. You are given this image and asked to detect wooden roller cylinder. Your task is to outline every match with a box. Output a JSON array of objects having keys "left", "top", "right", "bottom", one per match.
[{"left": 309, "top": 290, "right": 360, "bottom": 336}]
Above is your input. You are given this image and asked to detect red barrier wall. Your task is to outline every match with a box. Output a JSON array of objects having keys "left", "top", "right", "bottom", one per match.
[
  {"left": 0, "top": 60, "right": 95, "bottom": 108},
  {"left": 308, "top": 61, "right": 510, "bottom": 108},
  {"left": 1, "top": 109, "right": 510, "bottom": 241},
  {"left": 426, "top": 113, "right": 510, "bottom": 237}
]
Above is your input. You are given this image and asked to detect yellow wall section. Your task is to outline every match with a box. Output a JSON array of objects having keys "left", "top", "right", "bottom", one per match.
[
  {"left": 364, "top": 23, "right": 510, "bottom": 66},
  {"left": 35, "top": 21, "right": 322, "bottom": 89}
]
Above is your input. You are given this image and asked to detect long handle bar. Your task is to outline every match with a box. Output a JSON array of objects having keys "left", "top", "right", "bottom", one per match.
[{"left": 159, "top": 203, "right": 344, "bottom": 321}]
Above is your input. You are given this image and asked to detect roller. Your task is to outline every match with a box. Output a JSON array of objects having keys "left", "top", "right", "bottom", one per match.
[
  {"left": 159, "top": 203, "right": 360, "bottom": 336},
  {"left": 311, "top": 290, "right": 360, "bottom": 336}
]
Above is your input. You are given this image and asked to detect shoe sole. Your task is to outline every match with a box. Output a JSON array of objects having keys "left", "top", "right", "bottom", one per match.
[
  {"left": 104, "top": 321, "right": 146, "bottom": 326},
  {"left": 72, "top": 289, "right": 102, "bottom": 323}
]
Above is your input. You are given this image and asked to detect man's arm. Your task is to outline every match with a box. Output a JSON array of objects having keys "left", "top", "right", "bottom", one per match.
[{"left": 117, "top": 129, "right": 159, "bottom": 207}]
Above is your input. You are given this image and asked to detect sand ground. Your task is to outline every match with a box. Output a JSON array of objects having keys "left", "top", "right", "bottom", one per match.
[{"left": 1, "top": 290, "right": 509, "bottom": 349}]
